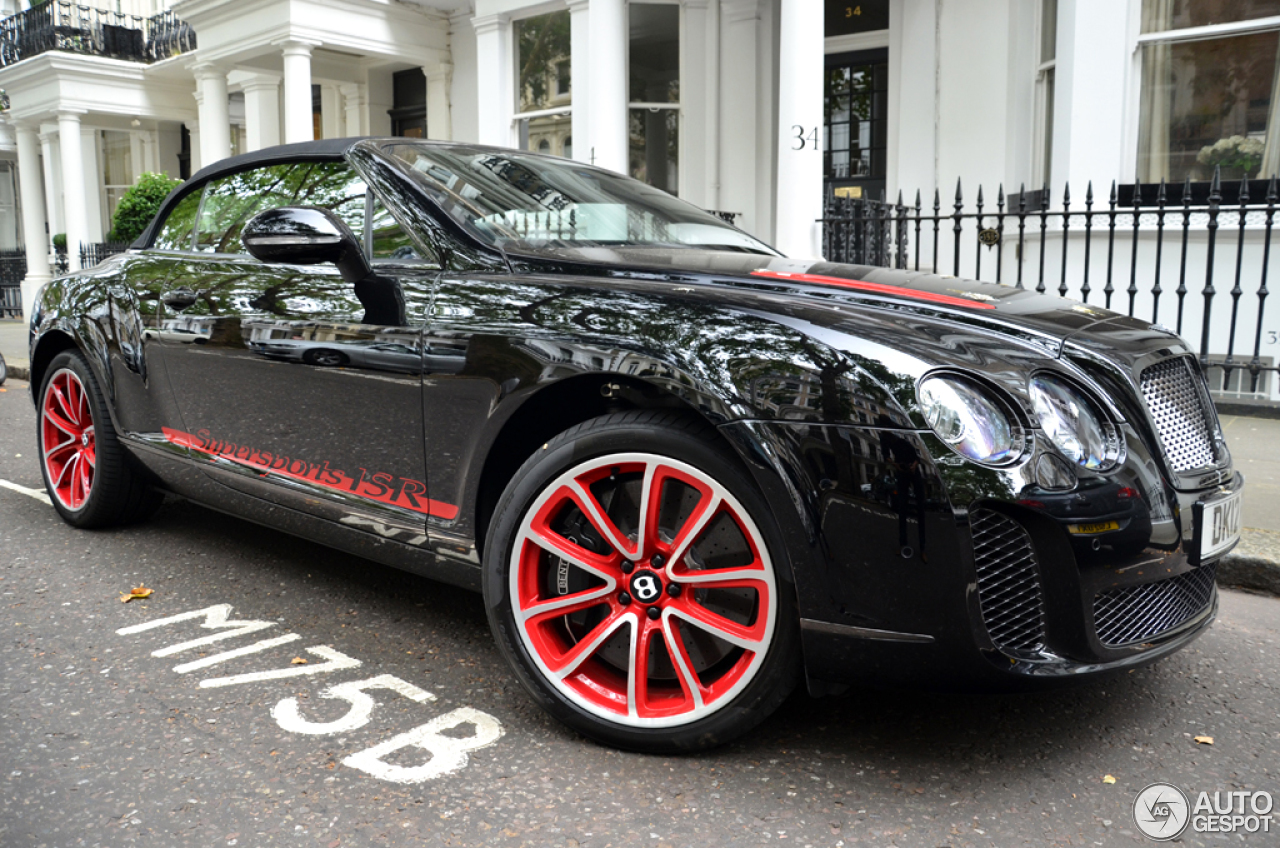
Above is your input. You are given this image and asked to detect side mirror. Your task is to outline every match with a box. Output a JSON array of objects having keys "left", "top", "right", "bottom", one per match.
[{"left": 243, "top": 206, "right": 372, "bottom": 284}]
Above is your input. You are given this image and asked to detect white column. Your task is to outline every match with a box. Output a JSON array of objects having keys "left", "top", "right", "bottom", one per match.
[
  {"left": 242, "top": 74, "right": 281, "bottom": 152},
  {"left": 339, "top": 83, "right": 368, "bottom": 136},
  {"left": 774, "top": 0, "right": 823, "bottom": 259},
  {"left": 472, "top": 14, "right": 513, "bottom": 147},
  {"left": 720, "top": 0, "right": 758, "bottom": 233},
  {"left": 57, "top": 111, "right": 87, "bottom": 272},
  {"left": 142, "top": 130, "right": 159, "bottom": 174},
  {"left": 81, "top": 127, "right": 104, "bottom": 243},
  {"left": 425, "top": 64, "right": 452, "bottom": 140},
  {"left": 129, "top": 131, "right": 145, "bottom": 180},
  {"left": 15, "top": 125, "right": 51, "bottom": 319},
  {"left": 194, "top": 63, "right": 232, "bottom": 165},
  {"left": 320, "top": 84, "right": 341, "bottom": 139},
  {"left": 278, "top": 39, "right": 319, "bottom": 144},
  {"left": 588, "top": 0, "right": 626, "bottom": 172},
  {"left": 681, "top": 0, "right": 709, "bottom": 205},
  {"left": 187, "top": 119, "right": 202, "bottom": 173},
  {"left": 568, "top": 0, "right": 591, "bottom": 163},
  {"left": 38, "top": 126, "right": 63, "bottom": 240}
]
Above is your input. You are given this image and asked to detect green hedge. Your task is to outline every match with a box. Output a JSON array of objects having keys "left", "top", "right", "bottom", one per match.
[{"left": 110, "top": 173, "right": 183, "bottom": 243}]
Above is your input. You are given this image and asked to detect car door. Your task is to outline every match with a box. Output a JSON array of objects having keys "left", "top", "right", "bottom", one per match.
[{"left": 152, "top": 160, "right": 445, "bottom": 537}]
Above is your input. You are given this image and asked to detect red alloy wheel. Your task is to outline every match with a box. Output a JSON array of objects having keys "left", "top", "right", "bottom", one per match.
[
  {"left": 509, "top": 452, "right": 778, "bottom": 728},
  {"left": 41, "top": 368, "right": 96, "bottom": 510}
]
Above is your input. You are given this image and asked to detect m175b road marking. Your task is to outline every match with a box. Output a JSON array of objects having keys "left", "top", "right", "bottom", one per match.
[{"left": 118, "top": 603, "right": 505, "bottom": 783}]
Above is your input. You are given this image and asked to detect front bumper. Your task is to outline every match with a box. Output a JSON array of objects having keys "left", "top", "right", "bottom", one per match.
[{"left": 725, "top": 419, "right": 1235, "bottom": 693}]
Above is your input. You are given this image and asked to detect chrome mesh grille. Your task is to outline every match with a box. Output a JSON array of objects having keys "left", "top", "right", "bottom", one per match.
[
  {"left": 1093, "top": 564, "right": 1216, "bottom": 648},
  {"left": 1139, "top": 357, "right": 1218, "bottom": 472},
  {"left": 970, "top": 509, "right": 1046, "bottom": 654}
]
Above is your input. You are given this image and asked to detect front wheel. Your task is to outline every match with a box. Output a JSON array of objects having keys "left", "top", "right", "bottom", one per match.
[
  {"left": 484, "top": 411, "right": 799, "bottom": 752},
  {"left": 37, "top": 350, "right": 161, "bottom": 527}
]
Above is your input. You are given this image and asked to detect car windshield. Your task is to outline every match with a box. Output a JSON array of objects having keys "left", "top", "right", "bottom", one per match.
[{"left": 378, "top": 141, "right": 777, "bottom": 256}]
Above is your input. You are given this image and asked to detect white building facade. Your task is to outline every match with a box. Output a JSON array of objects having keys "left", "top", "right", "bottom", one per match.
[{"left": 2, "top": 0, "right": 1278, "bottom": 395}]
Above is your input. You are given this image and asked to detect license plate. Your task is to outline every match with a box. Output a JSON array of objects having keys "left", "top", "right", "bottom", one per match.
[
  {"left": 1198, "top": 490, "right": 1242, "bottom": 561},
  {"left": 1068, "top": 521, "right": 1120, "bottom": 535}
]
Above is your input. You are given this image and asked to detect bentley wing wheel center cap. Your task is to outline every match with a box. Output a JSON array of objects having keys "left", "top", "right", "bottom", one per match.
[{"left": 629, "top": 569, "right": 664, "bottom": 605}]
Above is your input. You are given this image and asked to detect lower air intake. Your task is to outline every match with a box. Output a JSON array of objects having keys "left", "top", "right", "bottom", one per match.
[
  {"left": 1093, "top": 563, "right": 1217, "bottom": 648},
  {"left": 970, "top": 508, "right": 1046, "bottom": 654}
]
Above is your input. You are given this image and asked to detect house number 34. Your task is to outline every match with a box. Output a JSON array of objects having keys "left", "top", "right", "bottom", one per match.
[{"left": 792, "top": 125, "right": 819, "bottom": 150}]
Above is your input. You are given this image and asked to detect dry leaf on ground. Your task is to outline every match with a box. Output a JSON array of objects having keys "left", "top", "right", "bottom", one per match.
[
  {"left": 1102, "top": 775, "right": 1117, "bottom": 784},
  {"left": 1194, "top": 735, "right": 1214, "bottom": 745},
  {"left": 291, "top": 657, "right": 308, "bottom": 665},
  {"left": 119, "top": 586, "right": 153, "bottom": 603}
]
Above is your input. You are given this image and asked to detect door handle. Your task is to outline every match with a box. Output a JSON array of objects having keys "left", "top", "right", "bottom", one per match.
[{"left": 161, "top": 287, "right": 199, "bottom": 310}]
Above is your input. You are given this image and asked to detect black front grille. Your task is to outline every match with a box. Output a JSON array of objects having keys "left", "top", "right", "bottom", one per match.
[
  {"left": 970, "top": 509, "right": 1046, "bottom": 654},
  {"left": 1139, "top": 356, "right": 1220, "bottom": 473},
  {"left": 1093, "top": 564, "right": 1217, "bottom": 648}
]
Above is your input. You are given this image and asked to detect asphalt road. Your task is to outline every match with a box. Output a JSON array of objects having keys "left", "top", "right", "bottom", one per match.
[{"left": 2, "top": 377, "right": 1279, "bottom": 848}]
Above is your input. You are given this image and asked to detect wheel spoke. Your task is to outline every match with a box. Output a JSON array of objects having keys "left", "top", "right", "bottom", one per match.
[
  {"left": 667, "top": 596, "right": 767, "bottom": 651},
  {"left": 551, "top": 609, "right": 631, "bottom": 680},
  {"left": 43, "top": 407, "right": 80, "bottom": 438},
  {"left": 50, "top": 380, "right": 77, "bottom": 427},
  {"left": 77, "top": 454, "right": 93, "bottom": 503},
  {"left": 660, "top": 615, "right": 705, "bottom": 710},
  {"left": 673, "top": 567, "right": 768, "bottom": 588},
  {"left": 518, "top": 584, "right": 614, "bottom": 626},
  {"left": 522, "top": 524, "right": 620, "bottom": 584},
  {"left": 626, "top": 615, "right": 652, "bottom": 719},
  {"left": 44, "top": 436, "right": 77, "bottom": 462},
  {"left": 52, "top": 451, "right": 77, "bottom": 491},
  {"left": 568, "top": 480, "right": 639, "bottom": 560}
]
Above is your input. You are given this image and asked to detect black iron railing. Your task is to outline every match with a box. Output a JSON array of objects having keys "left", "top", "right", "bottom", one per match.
[
  {"left": 820, "top": 167, "right": 1280, "bottom": 401},
  {"left": 0, "top": 4, "right": 195, "bottom": 67},
  {"left": 0, "top": 247, "right": 23, "bottom": 318},
  {"left": 80, "top": 241, "right": 129, "bottom": 267}
]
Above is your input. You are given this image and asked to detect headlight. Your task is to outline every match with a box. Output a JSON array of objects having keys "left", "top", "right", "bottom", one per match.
[
  {"left": 918, "top": 375, "right": 1022, "bottom": 465},
  {"left": 1028, "top": 374, "right": 1123, "bottom": 470}
]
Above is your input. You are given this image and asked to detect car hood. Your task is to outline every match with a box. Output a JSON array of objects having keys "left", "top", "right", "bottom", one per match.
[{"left": 510, "top": 245, "right": 1177, "bottom": 357}]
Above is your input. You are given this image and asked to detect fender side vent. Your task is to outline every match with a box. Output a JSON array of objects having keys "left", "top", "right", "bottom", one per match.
[{"left": 970, "top": 508, "right": 1047, "bottom": 654}]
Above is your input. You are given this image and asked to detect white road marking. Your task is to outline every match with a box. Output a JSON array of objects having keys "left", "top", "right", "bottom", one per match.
[
  {"left": 117, "top": 603, "right": 278, "bottom": 656},
  {"left": 272, "top": 673, "right": 436, "bottom": 735},
  {"left": 0, "top": 479, "right": 51, "bottom": 506},
  {"left": 172, "top": 634, "right": 302, "bottom": 673},
  {"left": 198, "top": 645, "right": 361, "bottom": 689},
  {"left": 342, "top": 707, "right": 505, "bottom": 784}
]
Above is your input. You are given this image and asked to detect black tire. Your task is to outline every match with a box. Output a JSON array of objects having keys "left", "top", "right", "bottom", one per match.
[
  {"left": 484, "top": 410, "right": 799, "bottom": 753},
  {"left": 36, "top": 350, "right": 162, "bottom": 528},
  {"left": 0, "top": 351, "right": 7, "bottom": 386},
  {"left": 303, "top": 348, "right": 348, "bottom": 367}
]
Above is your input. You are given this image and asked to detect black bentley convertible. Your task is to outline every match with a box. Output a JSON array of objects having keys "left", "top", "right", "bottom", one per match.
[{"left": 27, "top": 138, "right": 1242, "bottom": 751}]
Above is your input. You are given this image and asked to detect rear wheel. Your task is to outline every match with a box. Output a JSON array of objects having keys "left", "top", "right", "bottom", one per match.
[
  {"left": 37, "top": 350, "right": 161, "bottom": 527},
  {"left": 484, "top": 411, "right": 799, "bottom": 752}
]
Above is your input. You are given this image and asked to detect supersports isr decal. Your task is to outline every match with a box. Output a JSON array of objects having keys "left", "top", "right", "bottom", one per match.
[{"left": 162, "top": 427, "right": 458, "bottom": 520}]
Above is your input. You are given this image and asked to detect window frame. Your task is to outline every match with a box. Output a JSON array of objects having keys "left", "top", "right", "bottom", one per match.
[
  {"left": 1130, "top": 6, "right": 1280, "bottom": 184},
  {"left": 144, "top": 157, "right": 439, "bottom": 269}
]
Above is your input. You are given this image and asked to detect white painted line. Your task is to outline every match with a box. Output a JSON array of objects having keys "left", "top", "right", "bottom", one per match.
[
  {"left": 0, "top": 479, "right": 51, "bottom": 506},
  {"left": 198, "top": 645, "right": 361, "bottom": 689},
  {"left": 272, "top": 674, "right": 436, "bottom": 735},
  {"left": 343, "top": 707, "right": 505, "bottom": 784},
  {"left": 172, "top": 633, "right": 302, "bottom": 674}
]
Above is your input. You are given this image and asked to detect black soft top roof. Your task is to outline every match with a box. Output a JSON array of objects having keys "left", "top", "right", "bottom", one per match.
[{"left": 132, "top": 137, "right": 371, "bottom": 249}]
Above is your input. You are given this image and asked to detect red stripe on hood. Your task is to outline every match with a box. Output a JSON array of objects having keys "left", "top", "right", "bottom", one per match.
[{"left": 750, "top": 269, "right": 997, "bottom": 310}]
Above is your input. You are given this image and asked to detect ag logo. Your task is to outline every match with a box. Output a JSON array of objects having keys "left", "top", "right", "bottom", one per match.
[
  {"left": 629, "top": 571, "right": 663, "bottom": 604},
  {"left": 1133, "top": 783, "right": 1190, "bottom": 841}
]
